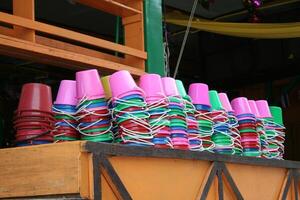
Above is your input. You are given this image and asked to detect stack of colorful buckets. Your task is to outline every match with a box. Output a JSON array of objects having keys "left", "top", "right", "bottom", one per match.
[
  {"left": 248, "top": 100, "right": 268, "bottom": 157},
  {"left": 14, "top": 83, "right": 54, "bottom": 146},
  {"left": 256, "top": 100, "right": 285, "bottom": 159},
  {"left": 219, "top": 93, "right": 243, "bottom": 155},
  {"left": 110, "top": 70, "right": 153, "bottom": 146},
  {"left": 189, "top": 83, "right": 215, "bottom": 152},
  {"left": 176, "top": 80, "right": 202, "bottom": 151},
  {"left": 53, "top": 80, "right": 79, "bottom": 142},
  {"left": 139, "top": 74, "right": 172, "bottom": 148},
  {"left": 231, "top": 97, "right": 261, "bottom": 157},
  {"left": 209, "top": 91, "right": 235, "bottom": 155},
  {"left": 162, "top": 77, "right": 189, "bottom": 150},
  {"left": 269, "top": 106, "right": 286, "bottom": 159},
  {"left": 76, "top": 69, "right": 113, "bottom": 142},
  {"left": 14, "top": 70, "right": 286, "bottom": 160}
]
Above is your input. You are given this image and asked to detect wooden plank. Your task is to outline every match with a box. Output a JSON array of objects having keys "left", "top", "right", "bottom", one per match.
[
  {"left": 0, "top": 26, "right": 16, "bottom": 37},
  {"left": 36, "top": 36, "right": 126, "bottom": 66},
  {"left": 0, "top": 142, "right": 83, "bottom": 198},
  {"left": 0, "top": 34, "right": 145, "bottom": 76},
  {"left": 77, "top": 0, "right": 142, "bottom": 17},
  {"left": 79, "top": 152, "right": 91, "bottom": 199},
  {"left": 13, "top": 0, "right": 35, "bottom": 42},
  {"left": 84, "top": 142, "right": 300, "bottom": 169},
  {"left": 0, "top": 12, "right": 147, "bottom": 59},
  {"left": 123, "top": 1, "right": 145, "bottom": 69}
]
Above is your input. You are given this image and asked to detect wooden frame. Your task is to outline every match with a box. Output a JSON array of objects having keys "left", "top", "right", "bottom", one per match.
[{"left": 0, "top": 0, "right": 146, "bottom": 76}]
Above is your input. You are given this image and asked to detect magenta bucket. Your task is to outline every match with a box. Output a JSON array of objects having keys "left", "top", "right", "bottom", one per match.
[
  {"left": 248, "top": 100, "right": 261, "bottom": 118},
  {"left": 218, "top": 93, "right": 233, "bottom": 112},
  {"left": 188, "top": 83, "right": 210, "bottom": 106},
  {"left": 256, "top": 100, "right": 272, "bottom": 118},
  {"left": 54, "top": 80, "right": 77, "bottom": 106},
  {"left": 139, "top": 74, "right": 165, "bottom": 99},
  {"left": 110, "top": 70, "right": 144, "bottom": 99},
  {"left": 231, "top": 97, "right": 252, "bottom": 116},
  {"left": 161, "top": 77, "right": 179, "bottom": 97},
  {"left": 76, "top": 69, "right": 105, "bottom": 100}
]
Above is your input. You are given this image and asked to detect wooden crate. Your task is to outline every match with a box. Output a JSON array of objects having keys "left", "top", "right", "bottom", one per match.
[{"left": 0, "top": 141, "right": 300, "bottom": 199}]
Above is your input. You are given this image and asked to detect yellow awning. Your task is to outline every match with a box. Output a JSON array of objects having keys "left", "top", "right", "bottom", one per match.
[{"left": 165, "top": 11, "right": 300, "bottom": 39}]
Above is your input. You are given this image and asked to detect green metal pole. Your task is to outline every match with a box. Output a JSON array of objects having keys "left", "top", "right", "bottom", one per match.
[{"left": 144, "top": 0, "right": 165, "bottom": 76}]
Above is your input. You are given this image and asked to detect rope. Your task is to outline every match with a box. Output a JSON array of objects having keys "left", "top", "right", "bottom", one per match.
[{"left": 173, "top": 0, "right": 199, "bottom": 78}]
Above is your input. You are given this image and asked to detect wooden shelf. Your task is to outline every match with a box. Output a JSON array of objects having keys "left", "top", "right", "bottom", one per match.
[
  {"left": 0, "top": 142, "right": 299, "bottom": 199},
  {"left": 0, "top": 34, "right": 145, "bottom": 76},
  {"left": 0, "top": 0, "right": 146, "bottom": 74}
]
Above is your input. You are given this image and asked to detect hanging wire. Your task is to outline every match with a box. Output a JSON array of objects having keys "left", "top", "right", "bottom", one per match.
[
  {"left": 173, "top": 0, "right": 199, "bottom": 78},
  {"left": 162, "top": 0, "right": 170, "bottom": 76}
]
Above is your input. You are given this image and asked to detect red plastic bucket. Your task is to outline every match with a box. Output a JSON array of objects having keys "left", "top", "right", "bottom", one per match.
[{"left": 18, "top": 83, "right": 52, "bottom": 113}]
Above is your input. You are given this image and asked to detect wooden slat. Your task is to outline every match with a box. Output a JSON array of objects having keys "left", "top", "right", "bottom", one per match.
[
  {"left": 13, "top": 0, "right": 35, "bottom": 42},
  {"left": 0, "top": 26, "right": 16, "bottom": 37},
  {"left": 0, "top": 33, "right": 145, "bottom": 76},
  {"left": 36, "top": 35, "right": 125, "bottom": 66},
  {"left": 0, "top": 11, "right": 147, "bottom": 59},
  {"left": 0, "top": 142, "right": 83, "bottom": 198},
  {"left": 77, "top": 0, "right": 142, "bottom": 17}
]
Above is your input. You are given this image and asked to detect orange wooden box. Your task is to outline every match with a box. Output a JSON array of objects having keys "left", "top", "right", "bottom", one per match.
[{"left": 0, "top": 141, "right": 299, "bottom": 200}]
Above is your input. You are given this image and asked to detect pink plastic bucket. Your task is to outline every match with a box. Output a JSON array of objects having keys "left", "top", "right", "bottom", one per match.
[
  {"left": 218, "top": 93, "right": 233, "bottom": 112},
  {"left": 139, "top": 74, "right": 165, "bottom": 98},
  {"left": 76, "top": 69, "right": 105, "bottom": 100},
  {"left": 54, "top": 80, "right": 77, "bottom": 106},
  {"left": 248, "top": 100, "right": 261, "bottom": 118},
  {"left": 231, "top": 97, "right": 251, "bottom": 116},
  {"left": 172, "top": 138, "right": 189, "bottom": 145},
  {"left": 256, "top": 100, "right": 272, "bottom": 118},
  {"left": 161, "top": 77, "right": 179, "bottom": 97},
  {"left": 110, "top": 70, "right": 144, "bottom": 99},
  {"left": 188, "top": 83, "right": 210, "bottom": 106}
]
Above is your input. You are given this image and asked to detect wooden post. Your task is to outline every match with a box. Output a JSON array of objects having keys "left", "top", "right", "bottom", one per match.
[
  {"left": 13, "top": 0, "right": 35, "bottom": 42},
  {"left": 123, "top": 1, "right": 145, "bottom": 70}
]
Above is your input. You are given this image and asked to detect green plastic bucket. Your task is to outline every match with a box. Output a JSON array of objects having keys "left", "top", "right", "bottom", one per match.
[{"left": 209, "top": 90, "right": 223, "bottom": 111}]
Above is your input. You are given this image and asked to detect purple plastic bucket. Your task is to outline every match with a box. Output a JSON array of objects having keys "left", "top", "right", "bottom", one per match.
[
  {"left": 218, "top": 93, "right": 233, "bottom": 112},
  {"left": 110, "top": 70, "right": 144, "bottom": 99},
  {"left": 248, "top": 100, "right": 261, "bottom": 118},
  {"left": 54, "top": 80, "right": 77, "bottom": 106},
  {"left": 231, "top": 97, "right": 252, "bottom": 116},
  {"left": 188, "top": 83, "right": 210, "bottom": 106},
  {"left": 256, "top": 100, "right": 272, "bottom": 118},
  {"left": 139, "top": 74, "right": 165, "bottom": 99},
  {"left": 161, "top": 77, "right": 179, "bottom": 97},
  {"left": 76, "top": 69, "right": 105, "bottom": 100}
]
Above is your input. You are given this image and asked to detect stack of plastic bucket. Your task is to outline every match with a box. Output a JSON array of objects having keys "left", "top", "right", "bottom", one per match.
[
  {"left": 101, "top": 75, "right": 118, "bottom": 139},
  {"left": 256, "top": 100, "right": 283, "bottom": 159},
  {"left": 139, "top": 74, "right": 172, "bottom": 148},
  {"left": 53, "top": 80, "right": 79, "bottom": 142},
  {"left": 76, "top": 69, "right": 113, "bottom": 142},
  {"left": 110, "top": 70, "right": 153, "bottom": 146},
  {"left": 188, "top": 83, "right": 214, "bottom": 152},
  {"left": 270, "top": 106, "right": 286, "bottom": 159},
  {"left": 176, "top": 80, "right": 201, "bottom": 151},
  {"left": 248, "top": 100, "right": 268, "bottom": 157},
  {"left": 219, "top": 93, "right": 242, "bottom": 155},
  {"left": 209, "top": 91, "right": 234, "bottom": 155},
  {"left": 162, "top": 77, "right": 189, "bottom": 150},
  {"left": 14, "top": 83, "right": 54, "bottom": 146},
  {"left": 231, "top": 97, "right": 261, "bottom": 157}
]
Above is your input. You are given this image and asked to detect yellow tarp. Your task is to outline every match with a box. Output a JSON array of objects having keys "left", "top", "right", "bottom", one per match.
[{"left": 165, "top": 11, "right": 300, "bottom": 39}]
